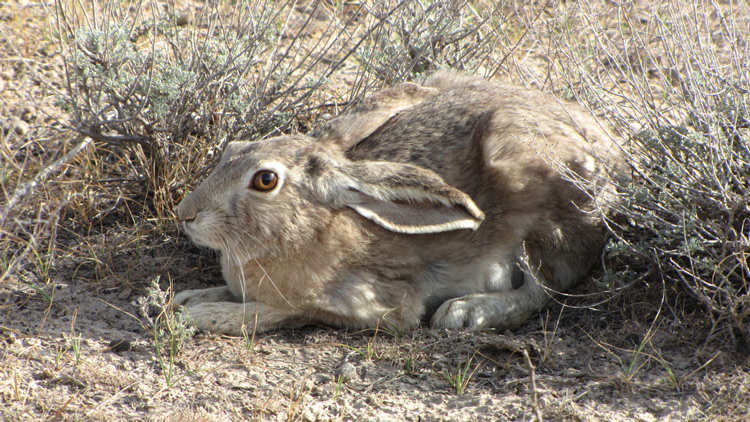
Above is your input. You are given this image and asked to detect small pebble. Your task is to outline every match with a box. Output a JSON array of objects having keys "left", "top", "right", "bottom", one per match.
[
  {"left": 175, "top": 12, "right": 189, "bottom": 26},
  {"left": 2, "top": 116, "right": 29, "bottom": 136},
  {"left": 334, "top": 362, "right": 358, "bottom": 382},
  {"left": 108, "top": 338, "right": 132, "bottom": 352}
]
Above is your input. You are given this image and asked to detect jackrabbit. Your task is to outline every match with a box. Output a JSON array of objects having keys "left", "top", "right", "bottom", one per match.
[{"left": 174, "top": 71, "right": 625, "bottom": 335}]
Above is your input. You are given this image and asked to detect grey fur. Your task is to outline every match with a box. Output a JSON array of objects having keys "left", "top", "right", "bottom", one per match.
[{"left": 174, "top": 71, "right": 626, "bottom": 335}]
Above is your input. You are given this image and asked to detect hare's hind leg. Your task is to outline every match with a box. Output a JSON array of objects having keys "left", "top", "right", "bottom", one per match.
[{"left": 430, "top": 271, "right": 550, "bottom": 330}]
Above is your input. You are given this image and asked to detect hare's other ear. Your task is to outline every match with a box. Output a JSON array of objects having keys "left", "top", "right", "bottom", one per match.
[
  {"left": 320, "top": 161, "right": 484, "bottom": 234},
  {"left": 310, "top": 82, "right": 439, "bottom": 150}
]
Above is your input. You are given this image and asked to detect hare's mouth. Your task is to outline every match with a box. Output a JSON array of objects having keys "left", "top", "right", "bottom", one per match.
[{"left": 181, "top": 221, "right": 218, "bottom": 249}]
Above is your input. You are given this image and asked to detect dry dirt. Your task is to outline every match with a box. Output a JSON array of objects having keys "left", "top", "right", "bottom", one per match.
[
  {"left": 5, "top": 265, "right": 747, "bottom": 421},
  {"left": 1, "top": 1, "right": 749, "bottom": 421}
]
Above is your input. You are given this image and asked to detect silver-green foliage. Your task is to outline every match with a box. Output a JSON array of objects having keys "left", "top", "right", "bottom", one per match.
[
  {"left": 66, "top": 13, "right": 276, "bottom": 144},
  {"left": 137, "top": 276, "right": 196, "bottom": 387}
]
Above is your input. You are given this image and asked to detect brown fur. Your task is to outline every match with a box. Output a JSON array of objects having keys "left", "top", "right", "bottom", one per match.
[{"left": 174, "top": 71, "right": 626, "bottom": 335}]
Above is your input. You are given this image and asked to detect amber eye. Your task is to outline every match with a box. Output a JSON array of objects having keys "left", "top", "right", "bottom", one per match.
[{"left": 250, "top": 170, "right": 278, "bottom": 191}]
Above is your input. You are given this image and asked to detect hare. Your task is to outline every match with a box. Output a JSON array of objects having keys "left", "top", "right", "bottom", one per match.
[{"left": 174, "top": 71, "right": 625, "bottom": 335}]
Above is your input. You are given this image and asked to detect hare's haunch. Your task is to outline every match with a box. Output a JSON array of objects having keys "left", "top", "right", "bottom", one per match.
[{"left": 174, "top": 72, "right": 626, "bottom": 335}]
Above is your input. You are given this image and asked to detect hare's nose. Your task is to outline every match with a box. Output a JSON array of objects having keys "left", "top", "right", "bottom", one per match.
[{"left": 176, "top": 199, "right": 197, "bottom": 222}]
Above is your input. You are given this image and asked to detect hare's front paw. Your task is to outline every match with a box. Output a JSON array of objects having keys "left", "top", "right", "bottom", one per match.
[
  {"left": 182, "top": 302, "right": 245, "bottom": 334},
  {"left": 181, "top": 301, "right": 304, "bottom": 336},
  {"left": 173, "top": 286, "right": 236, "bottom": 308}
]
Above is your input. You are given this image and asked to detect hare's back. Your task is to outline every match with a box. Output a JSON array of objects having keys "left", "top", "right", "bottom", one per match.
[{"left": 346, "top": 77, "right": 619, "bottom": 199}]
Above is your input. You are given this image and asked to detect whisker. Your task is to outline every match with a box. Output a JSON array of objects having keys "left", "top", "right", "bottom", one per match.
[
  {"left": 228, "top": 219, "right": 274, "bottom": 255},
  {"left": 222, "top": 237, "right": 250, "bottom": 328}
]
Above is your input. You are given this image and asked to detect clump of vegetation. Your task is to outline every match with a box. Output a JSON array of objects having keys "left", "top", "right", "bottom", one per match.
[
  {"left": 356, "top": 1, "right": 504, "bottom": 81},
  {"left": 543, "top": 1, "right": 750, "bottom": 345},
  {"left": 137, "top": 276, "right": 196, "bottom": 387}
]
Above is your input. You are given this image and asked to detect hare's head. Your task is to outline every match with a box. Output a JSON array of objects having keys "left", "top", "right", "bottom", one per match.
[
  {"left": 176, "top": 136, "right": 323, "bottom": 259},
  {"left": 177, "top": 139, "right": 484, "bottom": 262}
]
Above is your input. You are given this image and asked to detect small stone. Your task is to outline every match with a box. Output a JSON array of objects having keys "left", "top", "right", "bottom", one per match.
[
  {"left": 117, "top": 287, "right": 132, "bottom": 300},
  {"left": 633, "top": 13, "right": 650, "bottom": 24},
  {"left": 2, "top": 116, "right": 29, "bottom": 136},
  {"left": 334, "top": 362, "right": 358, "bottom": 382},
  {"left": 633, "top": 411, "right": 657, "bottom": 422},
  {"left": 428, "top": 395, "right": 444, "bottom": 405},
  {"left": 108, "top": 338, "right": 132, "bottom": 352},
  {"left": 175, "top": 12, "right": 189, "bottom": 26}
]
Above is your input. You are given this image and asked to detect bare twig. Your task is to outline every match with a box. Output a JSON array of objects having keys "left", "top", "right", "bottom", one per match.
[
  {"left": 523, "top": 349, "right": 544, "bottom": 422},
  {"left": 1, "top": 137, "right": 93, "bottom": 226}
]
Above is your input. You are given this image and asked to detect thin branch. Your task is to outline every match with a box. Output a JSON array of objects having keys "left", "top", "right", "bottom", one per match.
[{"left": 1, "top": 137, "right": 94, "bottom": 226}]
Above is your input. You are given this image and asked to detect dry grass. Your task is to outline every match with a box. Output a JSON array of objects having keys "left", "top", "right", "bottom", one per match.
[{"left": 1, "top": 0, "right": 749, "bottom": 421}]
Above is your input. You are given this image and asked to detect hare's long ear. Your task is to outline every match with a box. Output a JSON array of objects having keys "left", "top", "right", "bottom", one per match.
[
  {"left": 317, "top": 161, "right": 484, "bottom": 234},
  {"left": 310, "top": 82, "right": 439, "bottom": 150}
]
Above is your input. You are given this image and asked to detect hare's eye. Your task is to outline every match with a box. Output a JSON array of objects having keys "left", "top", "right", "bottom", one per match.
[{"left": 251, "top": 170, "right": 278, "bottom": 191}]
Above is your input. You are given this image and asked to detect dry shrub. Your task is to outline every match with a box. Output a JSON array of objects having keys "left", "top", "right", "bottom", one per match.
[{"left": 525, "top": 0, "right": 750, "bottom": 344}]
